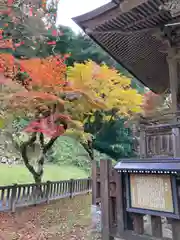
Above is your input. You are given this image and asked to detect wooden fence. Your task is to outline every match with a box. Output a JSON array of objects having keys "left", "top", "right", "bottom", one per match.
[{"left": 0, "top": 178, "right": 92, "bottom": 212}]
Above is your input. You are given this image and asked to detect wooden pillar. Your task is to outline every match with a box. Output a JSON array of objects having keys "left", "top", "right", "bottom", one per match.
[
  {"left": 168, "top": 48, "right": 178, "bottom": 113},
  {"left": 167, "top": 48, "right": 180, "bottom": 239},
  {"left": 167, "top": 48, "right": 180, "bottom": 157},
  {"left": 100, "top": 160, "right": 114, "bottom": 240}
]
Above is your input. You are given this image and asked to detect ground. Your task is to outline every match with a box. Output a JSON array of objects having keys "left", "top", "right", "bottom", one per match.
[
  {"left": 0, "top": 195, "right": 100, "bottom": 240},
  {"left": 0, "top": 164, "right": 87, "bottom": 185}
]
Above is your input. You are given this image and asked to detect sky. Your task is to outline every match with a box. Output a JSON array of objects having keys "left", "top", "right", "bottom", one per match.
[{"left": 57, "top": 0, "right": 111, "bottom": 33}]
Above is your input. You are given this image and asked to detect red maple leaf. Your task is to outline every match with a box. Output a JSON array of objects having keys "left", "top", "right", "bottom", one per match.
[{"left": 23, "top": 114, "right": 71, "bottom": 138}]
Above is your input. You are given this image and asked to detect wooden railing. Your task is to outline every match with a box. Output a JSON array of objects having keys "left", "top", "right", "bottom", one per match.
[
  {"left": 145, "top": 124, "right": 173, "bottom": 157},
  {"left": 0, "top": 178, "right": 92, "bottom": 212},
  {"left": 138, "top": 123, "right": 180, "bottom": 158}
]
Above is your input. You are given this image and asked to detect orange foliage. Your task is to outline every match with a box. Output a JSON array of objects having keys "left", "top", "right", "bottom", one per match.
[
  {"left": 0, "top": 54, "right": 73, "bottom": 136},
  {"left": 0, "top": 53, "right": 15, "bottom": 76},
  {"left": 142, "top": 91, "right": 162, "bottom": 117},
  {"left": 0, "top": 54, "right": 68, "bottom": 110},
  {"left": 19, "top": 56, "right": 68, "bottom": 90}
]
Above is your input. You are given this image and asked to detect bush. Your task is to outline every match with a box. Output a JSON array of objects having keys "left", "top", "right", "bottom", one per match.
[
  {"left": 48, "top": 136, "right": 113, "bottom": 172},
  {"left": 49, "top": 136, "right": 91, "bottom": 172}
]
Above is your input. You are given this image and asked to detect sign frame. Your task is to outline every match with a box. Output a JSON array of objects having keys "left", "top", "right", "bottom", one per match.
[{"left": 125, "top": 173, "right": 180, "bottom": 219}]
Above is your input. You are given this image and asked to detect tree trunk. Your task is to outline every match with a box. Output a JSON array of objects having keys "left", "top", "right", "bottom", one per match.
[
  {"left": 32, "top": 167, "right": 43, "bottom": 198},
  {"left": 21, "top": 133, "right": 58, "bottom": 183},
  {"left": 33, "top": 172, "right": 42, "bottom": 184}
]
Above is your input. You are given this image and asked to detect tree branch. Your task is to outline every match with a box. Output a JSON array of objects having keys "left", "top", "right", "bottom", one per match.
[
  {"left": 20, "top": 132, "right": 37, "bottom": 176},
  {"left": 43, "top": 137, "right": 58, "bottom": 154},
  {"left": 37, "top": 118, "right": 68, "bottom": 168},
  {"left": 81, "top": 140, "right": 94, "bottom": 161},
  {"left": 39, "top": 132, "right": 44, "bottom": 149}
]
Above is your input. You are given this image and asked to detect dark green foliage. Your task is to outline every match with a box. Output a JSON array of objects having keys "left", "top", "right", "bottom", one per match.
[
  {"left": 93, "top": 118, "right": 135, "bottom": 160},
  {"left": 84, "top": 114, "right": 135, "bottom": 160}
]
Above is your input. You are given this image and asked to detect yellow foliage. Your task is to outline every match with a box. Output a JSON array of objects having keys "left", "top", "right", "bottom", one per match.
[
  {"left": 65, "top": 128, "right": 92, "bottom": 144},
  {"left": 67, "top": 60, "right": 142, "bottom": 117}
]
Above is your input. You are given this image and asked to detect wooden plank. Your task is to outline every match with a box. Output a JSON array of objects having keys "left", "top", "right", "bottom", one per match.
[
  {"left": 114, "top": 171, "right": 124, "bottom": 235},
  {"left": 151, "top": 216, "right": 162, "bottom": 238},
  {"left": 100, "top": 160, "right": 114, "bottom": 240},
  {"left": 92, "top": 160, "right": 97, "bottom": 205},
  {"left": 171, "top": 219, "right": 180, "bottom": 240},
  {"left": 69, "top": 179, "right": 74, "bottom": 198},
  {"left": 133, "top": 214, "right": 144, "bottom": 235},
  {"left": 46, "top": 181, "right": 51, "bottom": 204},
  {"left": 10, "top": 184, "right": 17, "bottom": 212},
  {"left": 140, "top": 127, "right": 147, "bottom": 158}
]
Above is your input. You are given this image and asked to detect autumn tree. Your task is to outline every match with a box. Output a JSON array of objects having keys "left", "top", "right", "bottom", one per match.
[
  {"left": 65, "top": 60, "right": 142, "bottom": 160},
  {"left": 0, "top": 54, "right": 105, "bottom": 183},
  {"left": 0, "top": 0, "right": 60, "bottom": 58}
]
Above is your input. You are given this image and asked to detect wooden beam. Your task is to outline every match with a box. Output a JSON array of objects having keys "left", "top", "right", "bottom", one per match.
[
  {"left": 120, "top": 0, "right": 148, "bottom": 13},
  {"left": 86, "top": 27, "right": 157, "bottom": 36},
  {"left": 75, "top": 4, "right": 120, "bottom": 30},
  {"left": 76, "top": 0, "right": 148, "bottom": 31}
]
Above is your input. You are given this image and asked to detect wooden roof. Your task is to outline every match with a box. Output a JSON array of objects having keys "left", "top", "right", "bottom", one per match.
[
  {"left": 114, "top": 158, "right": 180, "bottom": 172},
  {"left": 73, "top": 0, "right": 180, "bottom": 93}
]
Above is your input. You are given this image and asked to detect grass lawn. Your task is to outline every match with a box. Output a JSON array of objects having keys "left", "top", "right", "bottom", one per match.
[{"left": 0, "top": 164, "right": 88, "bottom": 186}]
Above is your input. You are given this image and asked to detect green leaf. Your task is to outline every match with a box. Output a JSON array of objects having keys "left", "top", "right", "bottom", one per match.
[{"left": 0, "top": 118, "right": 5, "bottom": 129}]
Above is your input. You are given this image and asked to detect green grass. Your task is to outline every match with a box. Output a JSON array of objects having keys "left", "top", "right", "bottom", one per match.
[{"left": 0, "top": 164, "right": 88, "bottom": 186}]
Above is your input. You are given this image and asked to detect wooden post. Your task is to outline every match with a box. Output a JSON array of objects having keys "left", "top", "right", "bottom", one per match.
[
  {"left": 87, "top": 177, "right": 91, "bottom": 194},
  {"left": 167, "top": 48, "right": 180, "bottom": 157},
  {"left": 167, "top": 48, "right": 180, "bottom": 240},
  {"left": 11, "top": 184, "right": 17, "bottom": 213},
  {"left": 46, "top": 181, "right": 51, "bottom": 204},
  {"left": 140, "top": 126, "right": 146, "bottom": 158},
  {"left": 151, "top": 216, "right": 162, "bottom": 238},
  {"left": 92, "top": 160, "right": 97, "bottom": 205},
  {"left": 69, "top": 179, "right": 74, "bottom": 198},
  {"left": 100, "top": 160, "right": 114, "bottom": 240},
  {"left": 172, "top": 127, "right": 180, "bottom": 157},
  {"left": 114, "top": 171, "right": 124, "bottom": 236},
  {"left": 168, "top": 219, "right": 180, "bottom": 240},
  {"left": 167, "top": 48, "right": 178, "bottom": 114}
]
